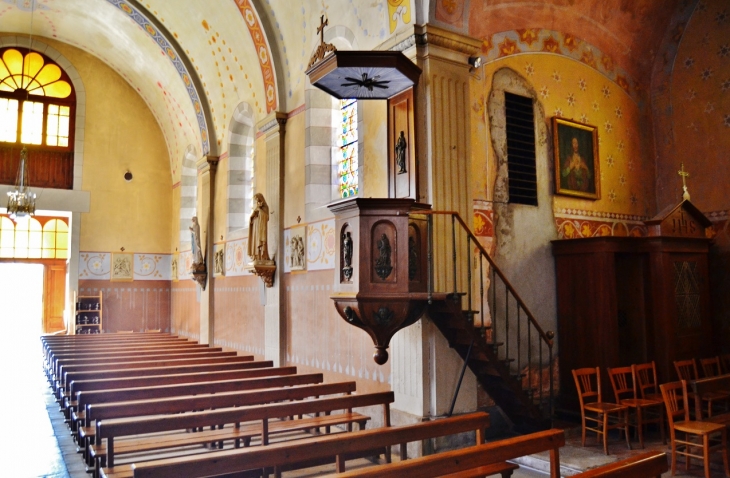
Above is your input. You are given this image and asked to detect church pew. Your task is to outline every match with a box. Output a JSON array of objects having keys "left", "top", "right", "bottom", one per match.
[
  {"left": 75, "top": 370, "right": 315, "bottom": 463},
  {"left": 62, "top": 360, "right": 273, "bottom": 396},
  {"left": 94, "top": 391, "right": 394, "bottom": 476},
  {"left": 69, "top": 361, "right": 279, "bottom": 432},
  {"left": 123, "top": 412, "right": 513, "bottom": 478},
  {"left": 78, "top": 381, "right": 358, "bottom": 469},
  {"left": 316, "top": 428, "right": 564, "bottom": 478},
  {"left": 50, "top": 341, "right": 206, "bottom": 380},
  {"left": 76, "top": 371, "right": 317, "bottom": 416},
  {"left": 43, "top": 335, "right": 185, "bottom": 376},
  {"left": 55, "top": 351, "right": 247, "bottom": 396},
  {"left": 572, "top": 450, "right": 668, "bottom": 477},
  {"left": 54, "top": 350, "right": 242, "bottom": 399}
]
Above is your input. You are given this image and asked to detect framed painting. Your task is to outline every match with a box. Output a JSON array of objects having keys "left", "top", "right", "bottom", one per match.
[
  {"left": 552, "top": 117, "right": 600, "bottom": 199},
  {"left": 111, "top": 252, "right": 134, "bottom": 281}
]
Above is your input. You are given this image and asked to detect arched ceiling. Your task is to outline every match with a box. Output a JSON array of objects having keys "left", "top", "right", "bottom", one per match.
[{"left": 0, "top": 0, "right": 692, "bottom": 182}]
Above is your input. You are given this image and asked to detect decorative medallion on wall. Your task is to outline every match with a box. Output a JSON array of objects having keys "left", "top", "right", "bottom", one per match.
[
  {"left": 374, "top": 233, "right": 393, "bottom": 280},
  {"left": 674, "top": 261, "right": 701, "bottom": 329},
  {"left": 111, "top": 252, "right": 134, "bottom": 282},
  {"left": 341, "top": 227, "right": 353, "bottom": 282}
]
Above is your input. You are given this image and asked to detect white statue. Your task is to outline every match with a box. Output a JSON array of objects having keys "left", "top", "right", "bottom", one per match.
[{"left": 190, "top": 216, "right": 204, "bottom": 265}]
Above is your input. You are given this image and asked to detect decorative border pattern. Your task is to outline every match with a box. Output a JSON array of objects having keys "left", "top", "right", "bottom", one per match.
[
  {"left": 223, "top": 237, "right": 253, "bottom": 277},
  {"left": 473, "top": 200, "right": 494, "bottom": 237},
  {"left": 483, "top": 29, "right": 641, "bottom": 106},
  {"left": 80, "top": 252, "right": 173, "bottom": 280},
  {"left": 234, "top": 0, "right": 277, "bottom": 114},
  {"left": 105, "top": 0, "right": 210, "bottom": 153},
  {"left": 554, "top": 216, "right": 648, "bottom": 239}
]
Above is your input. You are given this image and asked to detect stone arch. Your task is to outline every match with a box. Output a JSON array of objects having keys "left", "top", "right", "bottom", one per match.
[
  {"left": 179, "top": 145, "right": 199, "bottom": 248},
  {"left": 227, "top": 102, "right": 256, "bottom": 233},
  {"left": 0, "top": 36, "right": 86, "bottom": 190},
  {"left": 304, "top": 26, "right": 360, "bottom": 222}
]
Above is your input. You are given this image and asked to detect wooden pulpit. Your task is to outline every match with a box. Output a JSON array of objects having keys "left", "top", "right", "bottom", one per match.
[{"left": 328, "top": 198, "right": 430, "bottom": 364}]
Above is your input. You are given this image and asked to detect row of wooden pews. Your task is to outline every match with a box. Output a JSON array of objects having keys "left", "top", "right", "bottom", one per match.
[{"left": 43, "top": 333, "right": 670, "bottom": 478}]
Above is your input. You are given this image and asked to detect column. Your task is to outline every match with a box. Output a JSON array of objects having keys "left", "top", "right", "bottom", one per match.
[
  {"left": 258, "top": 112, "right": 287, "bottom": 366},
  {"left": 196, "top": 155, "right": 219, "bottom": 344}
]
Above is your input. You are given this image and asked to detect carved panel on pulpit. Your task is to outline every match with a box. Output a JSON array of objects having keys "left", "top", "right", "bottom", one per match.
[
  {"left": 371, "top": 221, "right": 396, "bottom": 283},
  {"left": 340, "top": 223, "right": 353, "bottom": 283}
]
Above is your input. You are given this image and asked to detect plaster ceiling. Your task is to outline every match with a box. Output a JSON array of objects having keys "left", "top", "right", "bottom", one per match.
[{"left": 0, "top": 0, "right": 691, "bottom": 181}]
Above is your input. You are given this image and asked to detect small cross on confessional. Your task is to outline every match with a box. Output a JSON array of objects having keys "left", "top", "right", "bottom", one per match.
[{"left": 678, "top": 162, "right": 691, "bottom": 201}]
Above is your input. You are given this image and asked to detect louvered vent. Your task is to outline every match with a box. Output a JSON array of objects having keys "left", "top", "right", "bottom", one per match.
[{"left": 505, "top": 93, "right": 537, "bottom": 206}]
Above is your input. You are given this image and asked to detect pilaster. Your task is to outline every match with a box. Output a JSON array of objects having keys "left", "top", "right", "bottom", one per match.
[
  {"left": 196, "top": 155, "right": 219, "bottom": 344},
  {"left": 258, "top": 112, "right": 287, "bottom": 366}
]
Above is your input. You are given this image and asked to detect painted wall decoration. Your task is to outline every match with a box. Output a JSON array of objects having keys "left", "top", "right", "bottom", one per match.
[
  {"left": 307, "top": 219, "right": 336, "bottom": 271},
  {"left": 288, "top": 225, "right": 306, "bottom": 271},
  {"left": 482, "top": 30, "right": 641, "bottom": 106},
  {"left": 387, "top": 0, "right": 411, "bottom": 34},
  {"left": 105, "top": 0, "right": 210, "bottom": 154},
  {"left": 233, "top": 0, "right": 277, "bottom": 114},
  {"left": 81, "top": 252, "right": 174, "bottom": 281},
  {"left": 475, "top": 52, "right": 654, "bottom": 225},
  {"left": 434, "top": 0, "right": 467, "bottom": 30}
]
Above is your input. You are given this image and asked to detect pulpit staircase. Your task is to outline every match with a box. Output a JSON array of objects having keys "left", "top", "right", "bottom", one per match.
[{"left": 416, "top": 211, "right": 555, "bottom": 432}]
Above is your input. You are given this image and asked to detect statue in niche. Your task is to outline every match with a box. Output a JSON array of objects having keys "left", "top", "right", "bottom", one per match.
[
  {"left": 395, "top": 130, "right": 407, "bottom": 174},
  {"left": 248, "top": 193, "right": 270, "bottom": 261},
  {"left": 374, "top": 233, "right": 393, "bottom": 280},
  {"left": 214, "top": 249, "right": 225, "bottom": 275},
  {"left": 342, "top": 231, "right": 353, "bottom": 281},
  {"left": 190, "top": 216, "right": 204, "bottom": 265}
]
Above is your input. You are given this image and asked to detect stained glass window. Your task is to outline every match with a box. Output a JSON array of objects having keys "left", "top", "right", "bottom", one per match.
[
  {"left": 0, "top": 48, "right": 74, "bottom": 149},
  {"left": 339, "top": 99, "right": 358, "bottom": 198},
  {"left": 0, "top": 215, "right": 68, "bottom": 259}
]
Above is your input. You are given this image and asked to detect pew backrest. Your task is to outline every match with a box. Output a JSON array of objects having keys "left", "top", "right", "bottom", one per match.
[
  {"left": 573, "top": 450, "right": 667, "bottom": 477},
  {"left": 130, "top": 410, "right": 487, "bottom": 478}
]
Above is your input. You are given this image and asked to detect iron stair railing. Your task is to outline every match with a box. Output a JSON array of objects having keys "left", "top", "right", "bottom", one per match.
[{"left": 414, "top": 210, "right": 555, "bottom": 422}]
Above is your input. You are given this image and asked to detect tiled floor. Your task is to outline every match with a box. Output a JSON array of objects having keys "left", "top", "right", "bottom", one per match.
[{"left": 13, "top": 337, "right": 729, "bottom": 477}]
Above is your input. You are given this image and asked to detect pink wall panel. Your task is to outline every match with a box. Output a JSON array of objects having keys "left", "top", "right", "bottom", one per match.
[
  {"left": 284, "top": 270, "right": 391, "bottom": 394},
  {"left": 171, "top": 281, "right": 200, "bottom": 340},
  {"left": 79, "top": 280, "right": 171, "bottom": 333},
  {"left": 211, "top": 274, "right": 265, "bottom": 359}
]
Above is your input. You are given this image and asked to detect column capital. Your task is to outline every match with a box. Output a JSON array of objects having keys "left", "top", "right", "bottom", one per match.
[
  {"left": 414, "top": 23, "right": 481, "bottom": 67},
  {"left": 196, "top": 155, "right": 219, "bottom": 174},
  {"left": 257, "top": 111, "right": 288, "bottom": 137}
]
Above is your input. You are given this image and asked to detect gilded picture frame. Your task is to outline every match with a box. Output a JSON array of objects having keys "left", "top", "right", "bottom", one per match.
[
  {"left": 552, "top": 117, "right": 600, "bottom": 200},
  {"left": 110, "top": 252, "right": 134, "bottom": 281}
]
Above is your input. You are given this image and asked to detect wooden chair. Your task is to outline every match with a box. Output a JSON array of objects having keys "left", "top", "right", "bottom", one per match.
[
  {"left": 721, "top": 354, "right": 730, "bottom": 374},
  {"left": 633, "top": 361, "right": 662, "bottom": 402},
  {"left": 701, "top": 356, "right": 725, "bottom": 378},
  {"left": 572, "top": 367, "right": 631, "bottom": 455},
  {"left": 675, "top": 358, "right": 730, "bottom": 417},
  {"left": 660, "top": 380, "right": 730, "bottom": 478},
  {"left": 608, "top": 366, "right": 665, "bottom": 447}
]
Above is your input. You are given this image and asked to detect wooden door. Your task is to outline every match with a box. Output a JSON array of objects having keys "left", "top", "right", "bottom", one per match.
[{"left": 43, "top": 261, "right": 67, "bottom": 333}]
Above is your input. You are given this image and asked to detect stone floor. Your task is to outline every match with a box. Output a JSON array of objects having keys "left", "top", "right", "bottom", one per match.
[{"left": 12, "top": 339, "right": 729, "bottom": 477}]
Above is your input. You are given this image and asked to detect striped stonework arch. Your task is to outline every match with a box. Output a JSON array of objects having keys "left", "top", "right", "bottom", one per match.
[
  {"left": 179, "top": 145, "right": 198, "bottom": 248},
  {"left": 227, "top": 103, "right": 255, "bottom": 233},
  {"left": 304, "top": 25, "right": 359, "bottom": 222}
]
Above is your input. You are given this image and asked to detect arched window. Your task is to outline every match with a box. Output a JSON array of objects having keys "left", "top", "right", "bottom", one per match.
[
  {"left": 0, "top": 215, "right": 68, "bottom": 259},
  {"left": 0, "top": 47, "right": 76, "bottom": 189},
  {"left": 339, "top": 98, "right": 358, "bottom": 198}
]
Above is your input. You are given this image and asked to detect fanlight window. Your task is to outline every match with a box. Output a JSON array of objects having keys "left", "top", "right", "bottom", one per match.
[
  {"left": 0, "top": 48, "right": 74, "bottom": 148},
  {"left": 0, "top": 215, "right": 69, "bottom": 259},
  {"left": 339, "top": 99, "right": 358, "bottom": 198}
]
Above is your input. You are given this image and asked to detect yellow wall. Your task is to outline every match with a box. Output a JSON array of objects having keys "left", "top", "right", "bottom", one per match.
[
  {"left": 284, "top": 112, "right": 305, "bottom": 228},
  {"left": 42, "top": 40, "right": 172, "bottom": 253},
  {"left": 475, "top": 55, "right": 654, "bottom": 218},
  {"left": 360, "top": 101, "right": 388, "bottom": 198}
]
